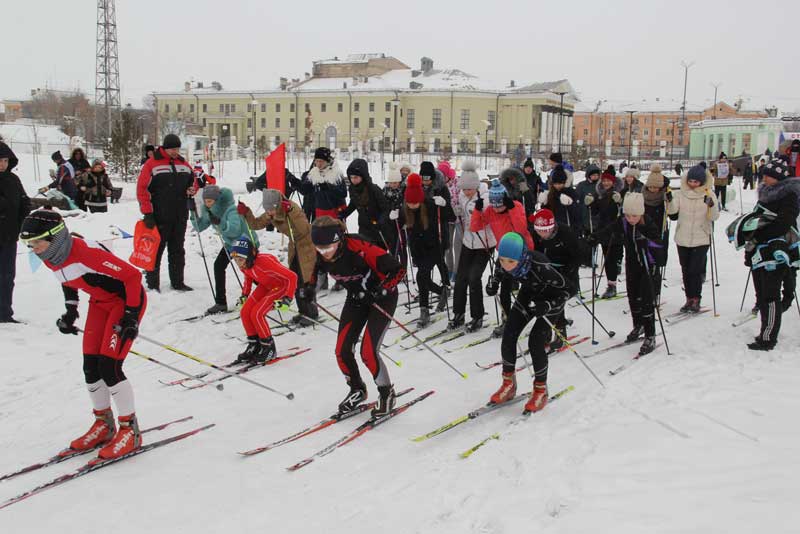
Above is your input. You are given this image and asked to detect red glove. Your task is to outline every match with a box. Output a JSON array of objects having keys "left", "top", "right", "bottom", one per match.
[
  {"left": 237, "top": 201, "right": 249, "bottom": 216},
  {"left": 281, "top": 200, "right": 292, "bottom": 213},
  {"left": 528, "top": 213, "right": 537, "bottom": 224}
]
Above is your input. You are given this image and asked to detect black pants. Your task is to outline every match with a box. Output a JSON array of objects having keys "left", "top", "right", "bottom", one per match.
[
  {"left": 0, "top": 243, "right": 17, "bottom": 320},
  {"left": 715, "top": 185, "right": 727, "bottom": 208},
  {"left": 677, "top": 245, "right": 709, "bottom": 299},
  {"left": 436, "top": 248, "right": 450, "bottom": 287},
  {"left": 213, "top": 247, "right": 231, "bottom": 305},
  {"left": 625, "top": 263, "right": 660, "bottom": 337},
  {"left": 146, "top": 217, "right": 188, "bottom": 288},
  {"left": 601, "top": 239, "right": 623, "bottom": 283},
  {"left": 290, "top": 255, "right": 318, "bottom": 319},
  {"left": 415, "top": 257, "right": 442, "bottom": 309},
  {"left": 753, "top": 267, "right": 784, "bottom": 343},
  {"left": 743, "top": 176, "right": 755, "bottom": 190},
  {"left": 453, "top": 247, "right": 492, "bottom": 319},
  {"left": 335, "top": 291, "right": 398, "bottom": 387},
  {"left": 499, "top": 271, "right": 514, "bottom": 316},
  {"left": 501, "top": 305, "right": 556, "bottom": 382}
]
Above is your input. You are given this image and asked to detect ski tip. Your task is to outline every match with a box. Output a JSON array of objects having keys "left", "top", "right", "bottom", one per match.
[
  {"left": 286, "top": 392, "right": 296, "bottom": 400},
  {"left": 609, "top": 331, "right": 616, "bottom": 337}
]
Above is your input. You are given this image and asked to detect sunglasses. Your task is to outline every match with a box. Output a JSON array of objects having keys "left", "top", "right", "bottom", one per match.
[{"left": 21, "top": 222, "right": 65, "bottom": 246}]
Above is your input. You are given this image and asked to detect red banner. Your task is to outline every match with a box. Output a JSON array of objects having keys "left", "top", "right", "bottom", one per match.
[
  {"left": 265, "top": 143, "right": 286, "bottom": 195},
  {"left": 128, "top": 220, "right": 161, "bottom": 271}
]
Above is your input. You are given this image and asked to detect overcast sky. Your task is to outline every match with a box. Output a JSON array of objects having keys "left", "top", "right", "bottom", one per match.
[{"left": 3, "top": 0, "right": 797, "bottom": 112}]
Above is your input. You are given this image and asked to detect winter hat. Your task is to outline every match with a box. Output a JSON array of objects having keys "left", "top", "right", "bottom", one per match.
[
  {"left": 791, "top": 140, "right": 800, "bottom": 152},
  {"left": 719, "top": 152, "right": 728, "bottom": 160},
  {"left": 645, "top": 165, "right": 664, "bottom": 188},
  {"left": 549, "top": 152, "right": 563, "bottom": 165},
  {"left": 91, "top": 158, "right": 104, "bottom": 168},
  {"left": 459, "top": 160, "right": 480, "bottom": 190},
  {"left": 438, "top": 161, "right": 456, "bottom": 180},
  {"left": 585, "top": 164, "right": 601, "bottom": 179},
  {"left": 162, "top": 134, "right": 181, "bottom": 149},
  {"left": 625, "top": 167, "right": 641, "bottom": 179},
  {"left": 523, "top": 158, "right": 534, "bottom": 170},
  {"left": 230, "top": 236, "right": 257, "bottom": 263},
  {"left": 0, "top": 141, "right": 19, "bottom": 171},
  {"left": 419, "top": 161, "right": 436, "bottom": 180},
  {"left": 686, "top": 164, "right": 707, "bottom": 184},
  {"left": 606, "top": 164, "right": 616, "bottom": 176},
  {"left": 399, "top": 162, "right": 413, "bottom": 174},
  {"left": 404, "top": 173, "right": 425, "bottom": 204},
  {"left": 601, "top": 170, "right": 616, "bottom": 184},
  {"left": 346, "top": 158, "right": 370, "bottom": 181},
  {"left": 20, "top": 209, "right": 73, "bottom": 265},
  {"left": 262, "top": 188, "right": 282, "bottom": 211},
  {"left": 500, "top": 167, "right": 524, "bottom": 186},
  {"left": 51, "top": 150, "right": 63, "bottom": 163},
  {"left": 762, "top": 158, "right": 790, "bottom": 181},
  {"left": 551, "top": 165, "right": 568, "bottom": 185},
  {"left": 386, "top": 162, "right": 402, "bottom": 183},
  {"left": 313, "top": 146, "right": 332, "bottom": 162},
  {"left": 531, "top": 209, "right": 556, "bottom": 232},
  {"left": 144, "top": 144, "right": 155, "bottom": 154},
  {"left": 497, "top": 232, "right": 526, "bottom": 261},
  {"left": 202, "top": 185, "right": 222, "bottom": 201},
  {"left": 311, "top": 216, "right": 345, "bottom": 246},
  {"left": 622, "top": 192, "right": 645, "bottom": 216},
  {"left": 488, "top": 179, "right": 507, "bottom": 207}
]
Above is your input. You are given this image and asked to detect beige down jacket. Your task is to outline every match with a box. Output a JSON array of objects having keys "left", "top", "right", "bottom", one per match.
[{"left": 667, "top": 174, "right": 720, "bottom": 247}]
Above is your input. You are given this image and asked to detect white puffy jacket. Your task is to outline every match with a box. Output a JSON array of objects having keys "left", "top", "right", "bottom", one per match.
[{"left": 667, "top": 174, "right": 720, "bottom": 247}]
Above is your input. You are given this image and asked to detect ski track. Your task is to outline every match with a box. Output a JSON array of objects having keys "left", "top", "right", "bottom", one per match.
[{"left": 2, "top": 156, "right": 800, "bottom": 532}]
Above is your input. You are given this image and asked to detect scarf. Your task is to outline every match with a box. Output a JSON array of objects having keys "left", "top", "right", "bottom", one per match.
[
  {"left": 642, "top": 187, "right": 665, "bottom": 207},
  {"left": 37, "top": 226, "right": 73, "bottom": 266},
  {"left": 509, "top": 250, "right": 532, "bottom": 279}
]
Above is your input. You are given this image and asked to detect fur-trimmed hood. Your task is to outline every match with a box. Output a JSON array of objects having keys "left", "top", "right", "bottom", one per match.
[
  {"left": 308, "top": 162, "right": 343, "bottom": 186},
  {"left": 758, "top": 176, "right": 800, "bottom": 206}
]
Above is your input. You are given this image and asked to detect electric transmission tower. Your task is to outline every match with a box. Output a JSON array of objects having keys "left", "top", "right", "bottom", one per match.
[{"left": 95, "top": 0, "right": 121, "bottom": 146}]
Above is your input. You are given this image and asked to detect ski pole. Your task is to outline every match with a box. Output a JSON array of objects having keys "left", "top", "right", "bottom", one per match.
[
  {"left": 739, "top": 268, "right": 752, "bottom": 313},
  {"left": 191, "top": 211, "right": 217, "bottom": 301},
  {"left": 394, "top": 220, "right": 413, "bottom": 315},
  {"left": 218, "top": 234, "right": 243, "bottom": 290},
  {"left": 795, "top": 289, "right": 800, "bottom": 318},
  {"left": 474, "top": 226, "right": 501, "bottom": 326},
  {"left": 437, "top": 206, "right": 452, "bottom": 322},
  {"left": 639, "top": 247, "right": 672, "bottom": 356},
  {"left": 541, "top": 315, "right": 605, "bottom": 388},
  {"left": 573, "top": 293, "right": 616, "bottom": 339},
  {"left": 314, "top": 302, "right": 401, "bottom": 367},
  {"left": 135, "top": 332, "right": 294, "bottom": 399},
  {"left": 711, "top": 222, "right": 720, "bottom": 287},
  {"left": 129, "top": 349, "right": 220, "bottom": 390},
  {"left": 371, "top": 302, "right": 467, "bottom": 379},
  {"left": 591, "top": 243, "right": 598, "bottom": 344},
  {"left": 709, "top": 240, "right": 718, "bottom": 318}
]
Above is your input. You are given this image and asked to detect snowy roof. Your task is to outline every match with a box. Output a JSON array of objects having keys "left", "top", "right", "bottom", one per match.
[
  {"left": 315, "top": 53, "right": 388, "bottom": 64},
  {"left": 574, "top": 98, "right": 705, "bottom": 114}
]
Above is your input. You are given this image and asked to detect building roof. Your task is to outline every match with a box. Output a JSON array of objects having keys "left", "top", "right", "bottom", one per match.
[{"left": 574, "top": 98, "right": 705, "bottom": 114}]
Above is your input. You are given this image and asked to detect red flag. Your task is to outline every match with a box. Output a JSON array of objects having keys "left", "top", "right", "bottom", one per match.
[{"left": 265, "top": 143, "right": 286, "bottom": 195}]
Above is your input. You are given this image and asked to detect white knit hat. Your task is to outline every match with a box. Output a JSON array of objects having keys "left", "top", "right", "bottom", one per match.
[
  {"left": 458, "top": 160, "right": 480, "bottom": 190},
  {"left": 622, "top": 192, "right": 645, "bottom": 216},
  {"left": 386, "top": 162, "right": 402, "bottom": 183}
]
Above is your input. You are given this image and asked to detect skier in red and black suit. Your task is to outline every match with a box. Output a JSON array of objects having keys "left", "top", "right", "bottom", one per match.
[
  {"left": 20, "top": 209, "right": 147, "bottom": 460},
  {"left": 136, "top": 134, "right": 195, "bottom": 292},
  {"left": 310, "top": 216, "right": 406, "bottom": 417}
]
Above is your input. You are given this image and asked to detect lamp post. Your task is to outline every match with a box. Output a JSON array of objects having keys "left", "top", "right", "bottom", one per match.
[
  {"left": 626, "top": 110, "right": 635, "bottom": 163},
  {"left": 391, "top": 96, "right": 400, "bottom": 161},
  {"left": 481, "top": 119, "right": 492, "bottom": 170},
  {"left": 669, "top": 118, "right": 677, "bottom": 169},
  {"left": 251, "top": 99, "right": 258, "bottom": 174},
  {"left": 381, "top": 126, "right": 388, "bottom": 179},
  {"left": 551, "top": 90, "right": 568, "bottom": 152},
  {"left": 710, "top": 82, "right": 721, "bottom": 119},
  {"left": 679, "top": 60, "right": 694, "bottom": 146}
]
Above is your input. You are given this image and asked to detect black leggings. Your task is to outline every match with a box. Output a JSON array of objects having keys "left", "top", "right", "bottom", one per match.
[
  {"left": 335, "top": 292, "right": 398, "bottom": 387},
  {"left": 601, "top": 239, "right": 623, "bottom": 283},
  {"left": 677, "top": 245, "right": 709, "bottom": 299},
  {"left": 213, "top": 247, "right": 231, "bottom": 305},
  {"left": 415, "top": 258, "right": 442, "bottom": 309},
  {"left": 625, "top": 263, "right": 660, "bottom": 336},
  {"left": 501, "top": 306, "right": 554, "bottom": 382},
  {"left": 715, "top": 185, "right": 727, "bottom": 208},
  {"left": 83, "top": 354, "right": 126, "bottom": 386},
  {"left": 453, "top": 247, "right": 492, "bottom": 319}
]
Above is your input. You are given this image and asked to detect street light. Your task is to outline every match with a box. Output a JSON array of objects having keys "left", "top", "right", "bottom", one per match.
[
  {"left": 710, "top": 82, "right": 721, "bottom": 119},
  {"left": 679, "top": 60, "right": 695, "bottom": 146},
  {"left": 551, "top": 90, "right": 568, "bottom": 152},
  {"left": 626, "top": 110, "right": 636, "bottom": 163},
  {"left": 381, "top": 126, "right": 388, "bottom": 179},
  {"left": 391, "top": 96, "right": 400, "bottom": 161},
  {"left": 481, "top": 119, "right": 492, "bottom": 170},
  {"left": 251, "top": 99, "right": 258, "bottom": 174}
]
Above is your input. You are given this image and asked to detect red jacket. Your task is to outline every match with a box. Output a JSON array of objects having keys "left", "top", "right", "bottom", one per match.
[
  {"left": 241, "top": 253, "right": 298, "bottom": 299},
  {"left": 136, "top": 147, "right": 194, "bottom": 222},
  {"left": 45, "top": 238, "right": 144, "bottom": 310},
  {"left": 470, "top": 201, "right": 534, "bottom": 250}
]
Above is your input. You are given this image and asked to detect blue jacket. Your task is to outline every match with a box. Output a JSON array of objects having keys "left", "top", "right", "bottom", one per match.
[{"left": 191, "top": 187, "right": 259, "bottom": 250}]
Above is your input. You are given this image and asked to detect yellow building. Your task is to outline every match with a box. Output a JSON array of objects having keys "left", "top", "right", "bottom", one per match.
[{"left": 153, "top": 54, "right": 577, "bottom": 157}]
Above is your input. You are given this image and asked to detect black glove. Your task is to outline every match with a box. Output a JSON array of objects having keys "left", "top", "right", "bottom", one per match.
[
  {"left": 665, "top": 190, "right": 673, "bottom": 203},
  {"left": 370, "top": 285, "right": 390, "bottom": 301},
  {"left": 703, "top": 195, "right": 714, "bottom": 207},
  {"left": 143, "top": 213, "right": 156, "bottom": 229},
  {"left": 117, "top": 306, "right": 140, "bottom": 345},
  {"left": 485, "top": 276, "right": 500, "bottom": 297},
  {"left": 474, "top": 197, "right": 484, "bottom": 212},
  {"left": 502, "top": 196, "right": 515, "bottom": 210},
  {"left": 57, "top": 306, "right": 79, "bottom": 335},
  {"left": 209, "top": 213, "right": 221, "bottom": 225}
]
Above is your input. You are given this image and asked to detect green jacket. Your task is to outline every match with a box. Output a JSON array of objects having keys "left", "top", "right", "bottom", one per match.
[{"left": 191, "top": 187, "right": 259, "bottom": 250}]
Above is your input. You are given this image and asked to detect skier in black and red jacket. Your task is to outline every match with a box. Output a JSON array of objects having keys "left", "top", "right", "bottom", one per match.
[
  {"left": 20, "top": 209, "right": 147, "bottom": 460},
  {"left": 310, "top": 216, "right": 405, "bottom": 417}
]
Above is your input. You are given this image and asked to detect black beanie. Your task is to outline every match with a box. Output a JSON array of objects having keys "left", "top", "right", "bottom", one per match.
[
  {"left": 419, "top": 161, "right": 436, "bottom": 179},
  {"left": 346, "top": 159, "right": 371, "bottom": 181},
  {"left": 523, "top": 157, "right": 534, "bottom": 169},
  {"left": 314, "top": 147, "right": 332, "bottom": 162},
  {"left": 549, "top": 152, "right": 563, "bottom": 164},
  {"left": 144, "top": 144, "right": 155, "bottom": 154},
  {"left": 162, "top": 134, "right": 181, "bottom": 149},
  {"left": 762, "top": 158, "right": 790, "bottom": 181},
  {"left": 51, "top": 150, "right": 63, "bottom": 162},
  {"left": 551, "top": 165, "right": 568, "bottom": 184}
]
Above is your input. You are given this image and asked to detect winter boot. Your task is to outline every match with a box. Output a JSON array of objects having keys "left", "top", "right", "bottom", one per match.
[
  {"left": 253, "top": 337, "right": 277, "bottom": 364},
  {"left": 489, "top": 371, "right": 517, "bottom": 405},
  {"left": 466, "top": 317, "right": 483, "bottom": 333},
  {"left": 600, "top": 284, "right": 617, "bottom": 299},
  {"left": 435, "top": 286, "right": 450, "bottom": 313},
  {"left": 97, "top": 414, "right": 141, "bottom": 460},
  {"left": 206, "top": 302, "right": 228, "bottom": 315},
  {"left": 417, "top": 307, "right": 431, "bottom": 328},
  {"left": 236, "top": 336, "right": 259, "bottom": 363},
  {"left": 687, "top": 297, "right": 701, "bottom": 313},
  {"left": 523, "top": 381, "right": 548, "bottom": 414},
  {"left": 338, "top": 380, "right": 367, "bottom": 414},
  {"left": 447, "top": 313, "right": 465, "bottom": 331},
  {"left": 679, "top": 299, "right": 692, "bottom": 313},
  {"left": 747, "top": 336, "right": 775, "bottom": 351},
  {"left": 371, "top": 385, "right": 396, "bottom": 418},
  {"left": 639, "top": 336, "right": 656, "bottom": 356},
  {"left": 68, "top": 408, "right": 115, "bottom": 452},
  {"left": 171, "top": 283, "right": 194, "bottom": 292},
  {"left": 492, "top": 323, "right": 505, "bottom": 338},
  {"left": 626, "top": 325, "right": 644, "bottom": 342}
]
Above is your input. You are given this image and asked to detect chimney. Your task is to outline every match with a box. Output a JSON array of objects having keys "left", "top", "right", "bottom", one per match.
[
  {"left": 197, "top": 82, "right": 204, "bottom": 89},
  {"left": 411, "top": 70, "right": 421, "bottom": 78},
  {"left": 280, "top": 77, "right": 288, "bottom": 90},
  {"left": 509, "top": 80, "right": 515, "bottom": 88},
  {"left": 184, "top": 81, "right": 191, "bottom": 92},
  {"left": 305, "top": 72, "right": 311, "bottom": 80},
  {"left": 343, "top": 82, "right": 348, "bottom": 89},
  {"left": 410, "top": 81, "right": 423, "bottom": 90},
  {"left": 421, "top": 57, "right": 433, "bottom": 74}
]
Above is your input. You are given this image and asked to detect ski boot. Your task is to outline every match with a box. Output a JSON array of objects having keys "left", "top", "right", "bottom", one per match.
[
  {"left": 639, "top": 336, "right": 656, "bottom": 356},
  {"left": 600, "top": 284, "right": 617, "bottom": 299},
  {"left": 417, "top": 307, "right": 431, "bottom": 328},
  {"left": 466, "top": 317, "right": 483, "bottom": 333},
  {"left": 447, "top": 313, "right": 465, "bottom": 331},
  {"left": 489, "top": 371, "right": 517, "bottom": 405},
  {"left": 371, "top": 385, "right": 396, "bottom": 418},
  {"left": 687, "top": 297, "right": 701, "bottom": 313},
  {"left": 206, "top": 302, "right": 228, "bottom": 315},
  {"left": 236, "top": 336, "right": 259, "bottom": 363},
  {"left": 253, "top": 337, "right": 277, "bottom": 363},
  {"left": 97, "top": 414, "right": 141, "bottom": 460},
  {"left": 549, "top": 329, "right": 566, "bottom": 352},
  {"left": 435, "top": 286, "right": 450, "bottom": 313},
  {"left": 680, "top": 299, "right": 693, "bottom": 313},
  {"left": 338, "top": 380, "right": 367, "bottom": 414},
  {"left": 68, "top": 408, "right": 115, "bottom": 452},
  {"left": 291, "top": 314, "right": 317, "bottom": 327},
  {"left": 626, "top": 325, "right": 644, "bottom": 342},
  {"left": 523, "top": 381, "right": 548, "bottom": 414}
]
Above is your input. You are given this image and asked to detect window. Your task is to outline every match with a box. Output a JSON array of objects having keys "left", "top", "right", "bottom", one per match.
[
  {"left": 583, "top": 129, "right": 589, "bottom": 136},
  {"left": 406, "top": 109, "right": 415, "bottom": 129},
  {"left": 337, "top": 103, "right": 343, "bottom": 113},
  {"left": 202, "top": 118, "right": 206, "bottom": 127},
  {"left": 459, "top": 139, "right": 469, "bottom": 152},
  {"left": 354, "top": 102, "right": 360, "bottom": 112},
  {"left": 305, "top": 103, "right": 310, "bottom": 113},
  {"left": 261, "top": 118, "right": 266, "bottom": 128},
  {"left": 290, "top": 103, "right": 295, "bottom": 113},
  {"left": 275, "top": 118, "right": 280, "bottom": 128},
  {"left": 643, "top": 129, "right": 649, "bottom": 136},
  {"left": 247, "top": 118, "right": 252, "bottom": 128},
  {"left": 321, "top": 103, "right": 327, "bottom": 112},
  {"left": 177, "top": 104, "right": 182, "bottom": 113},
  {"left": 656, "top": 129, "right": 661, "bottom": 136},
  {"left": 460, "top": 109, "right": 470, "bottom": 130},
  {"left": 189, "top": 103, "right": 195, "bottom": 113},
  {"left": 666, "top": 128, "right": 672, "bottom": 136},
  {"left": 247, "top": 103, "right": 253, "bottom": 113},
  {"left": 433, "top": 138, "right": 441, "bottom": 152},
  {"left": 230, "top": 104, "right": 236, "bottom": 113},
  {"left": 385, "top": 102, "right": 391, "bottom": 112},
  {"left": 384, "top": 117, "right": 391, "bottom": 128},
  {"left": 488, "top": 110, "right": 496, "bottom": 130},
  {"left": 353, "top": 118, "right": 360, "bottom": 129},
  {"left": 289, "top": 118, "right": 295, "bottom": 129},
  {"left": 432, "top": 109, "right": 442, "bottom": 129},
  {"left": 261, "top": 104, "right": 266, "bottom": 113},
  {"left": 219, "top": 104, "right": 224, "bottom": 113},
  {"left": 164, "top": 104, "right": 170, "bottom": 113},
  {"left": 275, "top": 136, "right": 281, "bottom": 145},
  {"left": 487, "top": 139, "right": 495, "bottom": 152},
  {"left": 369, "top": 102, "right": 375, "bottom": 112},
  {"left": 531, "top": 115, "right": 536, "bottom": 129},
  {"left": 369, "top": 117, "right": 375, "bottom": 129},
  {"left": 202, "top": 104, "right": 207, "bottom": 112},
  {"left": 275, "top": 103, "right": 280, "bottom": 113}
]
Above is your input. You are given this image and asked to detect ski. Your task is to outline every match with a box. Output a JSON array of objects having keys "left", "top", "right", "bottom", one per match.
[
  {"left": 582, "top": 337, "right": 641, "bottom": 358},
  {"left": 185, "top": 348, "right": 311, "bottom": 390},
  {"left": 221, "top": 346, "right": 303, "bottom": 368},
  {"left": 175, "top": 310, "right": 238, "bottom": 324},
  {"left": 286, "top": 390, "right": 435, "bottom": 471},
  {"left": 0, "top": 416, "right": 195, "bottom": 485},
  {"left": 731, "top": 312, "right": 757, "bottom": 327},
  {"left": 238, "top": 388, "right": 414, "bottom": 456},
  {"left": 400, "top": 325, "right": 453, "bottom": 350},
  {"left": 388, "top": 316, "right": 443, "bottom": 346},
  {"left": 568, "top": 293, "right": 626, "bottom": 308},
  {"left": 411, "top": 393, "right": 530, "bottom": 442},
  {"left": 608, "top": 344, "right": 664, "bottom": 375},
  {"left": 474, "top": 336, "right": 587, "bottom": 370},
  {"left": 459, "top": 386, "right": 574, "bottom": 458},
  {"left": 665, "top": 308, "right": 710, "bottom": 325},
  {"left": 158, "top": 373, "right": 211, "bottom": 387},
  {"left": 209, "top": 313, "right": 242, "bottom": 325}
]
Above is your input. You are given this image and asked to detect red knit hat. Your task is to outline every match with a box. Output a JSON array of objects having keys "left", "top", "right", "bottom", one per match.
[
  {"left": 530, "top": 208, "right": 555, "bottom": 232},
  {"left": 601, "top": 170, "right": 616, "bottom": 183},
  {"left": 404, "top": 173, "right": 425, "bottom": 204}
]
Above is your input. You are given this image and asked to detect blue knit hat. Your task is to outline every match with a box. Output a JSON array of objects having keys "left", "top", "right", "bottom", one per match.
[
  {"left": 686, "top": 164, "right": 707, "bottom": 185},
  {"left": 230, "top": 236, "right": 255, "bottom": 259},
  {"left": 488, "top": 178, "right": 507, "bottom": 207},
  {"left": 497, "top": 232, "right": 525, "bottom": 261}
]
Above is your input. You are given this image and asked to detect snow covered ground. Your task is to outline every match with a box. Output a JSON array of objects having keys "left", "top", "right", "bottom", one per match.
[{"left": 2, "top": 155, "right": 799, "bottom": 533}]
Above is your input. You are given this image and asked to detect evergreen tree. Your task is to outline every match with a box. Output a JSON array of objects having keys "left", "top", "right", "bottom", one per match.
[{"left": 104, "top": 109, "right": 140, "bottom": 181}]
